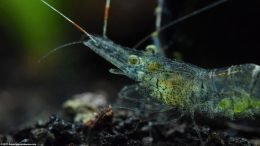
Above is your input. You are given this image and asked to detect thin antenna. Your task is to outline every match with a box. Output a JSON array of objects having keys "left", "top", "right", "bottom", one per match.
[
  {"left": 103, "top": 0, "right": 111, "bottom": 38},
  {"left": 40, "top": 0, "right": 96, "bottom": 43},
  {"left": 134, "top": 0, "right": 227, "bottom": 49},
  {"left": 152, "top": 0, "right": 164, "bottom": 55},
  {"left": 38, "top": 41, "right": 82, "bottom": 63},
  {"left": 155, "top": 0, "right": 163, "bottom": 33}
]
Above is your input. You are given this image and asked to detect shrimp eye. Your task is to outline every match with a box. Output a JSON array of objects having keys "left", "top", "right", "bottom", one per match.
[
  {"left": 128, "top": 55, "right": 140, "bottom": 65},
  {"left": 145, "top": 45, "right": 158, "bottom": 55}
]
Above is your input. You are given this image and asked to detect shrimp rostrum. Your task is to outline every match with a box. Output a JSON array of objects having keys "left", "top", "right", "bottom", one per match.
[{"left": 41, "top": 0, "right": 260, "bottom": 120}]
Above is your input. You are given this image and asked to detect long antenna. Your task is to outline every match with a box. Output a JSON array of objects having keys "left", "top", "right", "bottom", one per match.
[
  {"left": 155, "top": 0, "right": 163, "bottom": 31},
  {"left": 38, "top": 41, "right": 82, "bottom": 63},
  {"left": 134, "top": 0, "right": 228, "bottom": 49},
  {"left": 40, "top": 0, "right": 96, "bottom": 43},
  {"left": 103, "top": 0, "right": 111, "bottom": 38},
  {"left": 152, "top": 0, "right": 164, "bottom": 56}
]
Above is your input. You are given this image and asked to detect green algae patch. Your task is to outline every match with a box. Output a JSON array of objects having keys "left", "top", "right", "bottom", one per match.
[{"left": 217, "top": 95, "right": 260, "bottom": 118}]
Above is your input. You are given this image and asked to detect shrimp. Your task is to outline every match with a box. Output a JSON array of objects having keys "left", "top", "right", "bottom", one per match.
[
  {"left": 40, "top": 0, "right": 260, "bottom": 120},
  {"left": 83, "top": 36, "right": 260, "bottom": 119}
]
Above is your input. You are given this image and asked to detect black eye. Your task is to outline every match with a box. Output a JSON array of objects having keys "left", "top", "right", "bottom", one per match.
[
  {"left": 128, "top": 55, "right": 140, "bottom": 65},
  {"left": 145, "top": 45, "right": 158, "bottom": 55}
]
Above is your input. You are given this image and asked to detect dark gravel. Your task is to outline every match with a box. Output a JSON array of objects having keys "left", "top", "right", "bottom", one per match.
[{"left": 1, "top": 106, "right": 259, "bottom": 146}]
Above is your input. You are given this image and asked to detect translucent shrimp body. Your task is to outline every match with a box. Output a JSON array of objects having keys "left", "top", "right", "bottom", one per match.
[
  {"left": 40, "top": 0, "right": 259, "bottom": 119},
  {"left": 83, "top": 36, "right": 260, "bottom": 119}
]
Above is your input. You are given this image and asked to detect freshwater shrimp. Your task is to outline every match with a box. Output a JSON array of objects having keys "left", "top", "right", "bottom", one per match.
[{"left": 40, "top": 0, "right": 260, "bottom": 120}]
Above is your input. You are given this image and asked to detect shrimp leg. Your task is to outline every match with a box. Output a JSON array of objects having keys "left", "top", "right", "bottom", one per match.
[{"left": 118, "top": 84, "right": 146, "bottom": 102}]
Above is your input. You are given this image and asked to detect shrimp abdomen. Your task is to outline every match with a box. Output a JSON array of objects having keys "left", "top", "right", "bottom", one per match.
[{"left": 207, "top": 64, "right": 260, "bottom": 118}]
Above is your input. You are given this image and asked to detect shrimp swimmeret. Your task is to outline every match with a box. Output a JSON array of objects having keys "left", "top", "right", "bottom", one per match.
[{"left": 41, "top": 0, "right": 260, "bottom": 119}]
